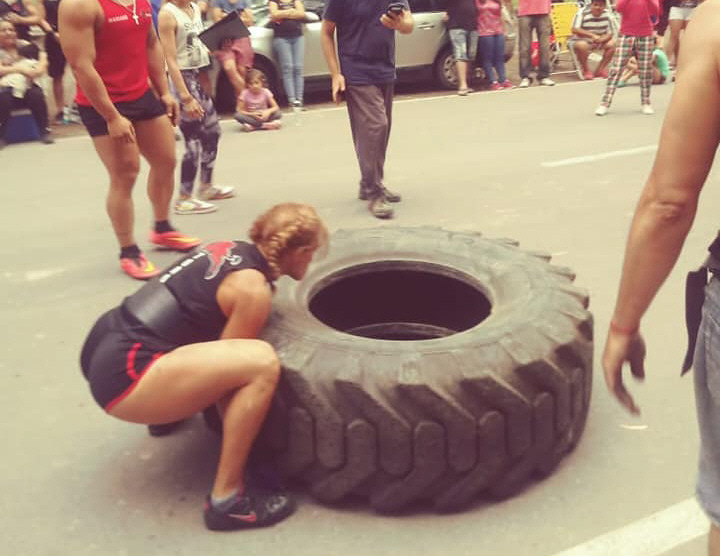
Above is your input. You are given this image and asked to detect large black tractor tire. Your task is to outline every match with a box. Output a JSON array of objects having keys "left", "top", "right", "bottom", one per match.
[{"left": 257, "top": 227, "right": 593, "bottom": 513}]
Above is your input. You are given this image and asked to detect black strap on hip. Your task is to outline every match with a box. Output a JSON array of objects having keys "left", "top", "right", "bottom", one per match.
[
  {"left": 682, "top": 233, "right": 720, "bottom": 374},
  {"left": 122, "top": 281, "right": 194, "bottom": 345}
]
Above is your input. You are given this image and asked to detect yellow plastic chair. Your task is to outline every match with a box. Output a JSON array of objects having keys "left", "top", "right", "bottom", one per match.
[{"left": 549, "top": 2, "right": 581, "bottom": 74}]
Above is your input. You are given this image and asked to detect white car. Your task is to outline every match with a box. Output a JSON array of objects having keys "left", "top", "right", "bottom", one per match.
[{"left": 214, "top": 0, "right": 515, "bottom": 108}]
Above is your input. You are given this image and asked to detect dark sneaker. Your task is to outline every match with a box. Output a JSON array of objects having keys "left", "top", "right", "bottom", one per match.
[
  {"left": 358, "top": 185, "right": 402, "bottom": 202},
  {"left": 147, "top": 420, "right": 184, "bottom": 437},
  {"left": 368, "top": 196, "right": 394, "bottom": 219},
  {"left": 204, "top": 489, "right": 295, "bottom": 531},
  {"left": 40, "top": 131, "right": 54, "bottom": 144}
]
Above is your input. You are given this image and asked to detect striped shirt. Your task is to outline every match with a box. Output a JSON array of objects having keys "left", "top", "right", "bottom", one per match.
[{"left": 571, "top": 6, "right": 618, "bottom": 36}]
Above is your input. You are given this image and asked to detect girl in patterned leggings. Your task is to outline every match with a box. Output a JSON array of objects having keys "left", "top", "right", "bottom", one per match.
[
  {"left": 595, "top": 0, "right": 659, "bottom": 116},
  {"left": 159, "top": 0, "right": 235, "bottom": 215}
]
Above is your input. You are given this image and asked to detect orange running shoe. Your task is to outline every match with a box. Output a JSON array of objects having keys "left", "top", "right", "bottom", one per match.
[
  {"left": 120, "top": 254, "right": 161, "bottom": 280},
  {"left": 150, "top": 230, "right": 202, "bottom": 251}
]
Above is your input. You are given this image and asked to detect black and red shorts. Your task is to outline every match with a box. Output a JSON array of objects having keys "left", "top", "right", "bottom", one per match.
[{"left": 80, "top": 308, "right": 169, "bottom": 411}]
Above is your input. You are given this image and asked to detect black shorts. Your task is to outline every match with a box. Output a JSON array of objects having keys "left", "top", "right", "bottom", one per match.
[
  {"left": 80, "top": 308, "right": 169, "bottom": 411},
  {"left": 77, "top": 88, "right": 166, "bottom": 137},
  {"left": 44, "top": 33, "right": 66, "bottom": 79}
]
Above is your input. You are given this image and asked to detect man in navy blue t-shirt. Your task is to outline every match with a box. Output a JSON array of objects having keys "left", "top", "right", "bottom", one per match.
[{"left": 321, "top": 0, "right": 413, "bottom": 219}]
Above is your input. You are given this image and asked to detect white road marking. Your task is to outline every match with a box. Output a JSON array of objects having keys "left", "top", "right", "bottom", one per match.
[
  {"left": 550, "top": 498, "right": 708, "bottom": 556},
  {"left": 25, "top": 268, "right": 65, "bottom": 281},
  {"left": 542, "top": 145, "right": 658, "bottom": 168}
]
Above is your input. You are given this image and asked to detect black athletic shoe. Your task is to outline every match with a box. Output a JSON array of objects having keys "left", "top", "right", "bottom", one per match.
[
  {"left": 147, "top": 420, "right": 184, "bottom": 437},
  {"left": 203, "top": 488, "right": 296, "bottom": 531}
]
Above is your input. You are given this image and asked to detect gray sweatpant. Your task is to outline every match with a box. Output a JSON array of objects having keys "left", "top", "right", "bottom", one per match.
[{"left": 345, "top": 83, "right": 394, "bottom": 197}]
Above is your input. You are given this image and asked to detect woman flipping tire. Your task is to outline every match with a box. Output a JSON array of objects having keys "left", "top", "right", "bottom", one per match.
[{"left": 79, "top": 203, "right": 328, "bottom": 530}]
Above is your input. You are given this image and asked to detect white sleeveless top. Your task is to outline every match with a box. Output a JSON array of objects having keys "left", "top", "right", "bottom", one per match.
[{"left": 161, "top": 2, "right": 210, "bottom": 70}]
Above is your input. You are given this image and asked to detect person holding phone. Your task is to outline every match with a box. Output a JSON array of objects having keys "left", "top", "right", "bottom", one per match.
[{"left": 320, "top": 0, "right": 413, "bottom": 219}]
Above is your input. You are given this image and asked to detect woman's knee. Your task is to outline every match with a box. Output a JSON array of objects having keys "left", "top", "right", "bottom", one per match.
[
  {"left": 253, "top": 340, "right": 281, "bottom": 379},
  {"left": 226, "top": 339, "right": 281, "bottom": 383}
]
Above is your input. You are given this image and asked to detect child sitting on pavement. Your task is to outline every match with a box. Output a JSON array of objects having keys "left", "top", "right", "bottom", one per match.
[
  {"left": 568, "top": 0, "right": 617, "bottom": 80},
  {"left": 618, "top": 35, "right": 670, "bottom": 86},
  {"left": 234, "top": 69, "right": 282, "bottom": 131},
  {"left": 0, "top": 41, "right": 39, "bottom": 98}
]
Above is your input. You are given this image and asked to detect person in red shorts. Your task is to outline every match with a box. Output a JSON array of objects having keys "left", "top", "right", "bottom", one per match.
[{"left": 59, "top": 0, "right": 202, "bottom": 280}]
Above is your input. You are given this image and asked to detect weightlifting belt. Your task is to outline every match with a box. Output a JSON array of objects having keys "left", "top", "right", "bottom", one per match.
[
  {"left": 121, "top": 280, "right": 195, "bottom": 345},
  {"left": 682, "top": 233, "right": 720, "bottom": 374}
]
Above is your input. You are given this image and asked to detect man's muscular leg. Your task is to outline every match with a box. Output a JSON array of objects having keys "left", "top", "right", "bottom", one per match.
[
  {"left": 92, "top": 136, "right": 141, "bottom": 249},
  {"left": 134, "top": 115, "right": 176, "bottom": 222}
]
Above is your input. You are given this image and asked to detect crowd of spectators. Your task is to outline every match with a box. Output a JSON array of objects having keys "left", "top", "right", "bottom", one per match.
[{"left": 0, "top": 0, "right": 691, "bottom": 148}]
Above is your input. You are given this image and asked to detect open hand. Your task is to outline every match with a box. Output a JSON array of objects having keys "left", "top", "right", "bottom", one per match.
[
  {"left": 181, "top": 97, "right": 204, "bottom": 120},
  {"left": 602, "top": 328, "right": 646, "bottom": 415}
]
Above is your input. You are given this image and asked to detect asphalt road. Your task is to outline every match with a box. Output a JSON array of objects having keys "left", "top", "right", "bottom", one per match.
[{"left": 1, "top": 76, "right": 715, "bottom": 556}]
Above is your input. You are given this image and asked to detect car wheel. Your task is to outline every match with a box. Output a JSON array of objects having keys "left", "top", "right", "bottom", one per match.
[
  {"left": 256, "top": 227, "right": 594, "bottom": 512},
  {"left": 434, "top": 46, "right": 459, "bottom": 90}
]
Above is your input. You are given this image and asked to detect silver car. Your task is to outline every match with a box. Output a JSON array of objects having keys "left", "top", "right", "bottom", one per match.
[{"left": 245, "top": 0, "right": 516, "bottom": 98}]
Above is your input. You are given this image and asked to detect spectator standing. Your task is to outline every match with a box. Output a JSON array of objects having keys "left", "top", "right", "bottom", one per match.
[
  {"left": 595, "top": 0, "right": 660, "bottom": 116},
  {"left": 568, "top": 0, "right": 617, "bottom": 80},
  {"left": 446, "top": 0, "right": 478, "bottom": 95},
  {"left": 211, "top": 0, "right": 254, "bottom": 112},
  {"left": 234, "top": 67, "right": 281, "bottom": 130},
  {"left": 269, "top": 0, "right": 306, "bottom": 109},
  {"left": 38, "top": 0, "right": 68, "bottom": 124},
  {"left": 321, "top": 0, "right": 414, "bottom": 219},
  {"left": 666, "top": 0, "right": 699, "bottom": 69},
  {"left": 159, "top": 0, "right": 236, "bottom": 215},
  {"left": 59, "top": 0, "right": 202, "bottom": 280},
  {"left": 476, "top": 0, "right": 514, "bottom": 90},
  {"left": 3, "top": 0, "right": 41, "bottom": 41},
  {"left": 517, "top": 0, "right": 555, "bottom": 87},
  {"left": 0, "top": 20, "right": 52, "bottom": 146}
]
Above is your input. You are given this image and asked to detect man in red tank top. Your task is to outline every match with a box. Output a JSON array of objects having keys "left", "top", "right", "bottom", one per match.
[{"left": 58, "top": 0, "right": 203, "bottom": 280}]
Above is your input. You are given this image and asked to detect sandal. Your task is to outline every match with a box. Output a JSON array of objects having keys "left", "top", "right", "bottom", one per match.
[{"left": 198, "top": 185, "right": 235, "bottom": 201}]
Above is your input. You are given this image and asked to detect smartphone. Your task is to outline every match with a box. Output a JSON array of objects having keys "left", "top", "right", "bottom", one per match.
[{"left": 386, "top": 2, "right": 405, "bottom": 15}]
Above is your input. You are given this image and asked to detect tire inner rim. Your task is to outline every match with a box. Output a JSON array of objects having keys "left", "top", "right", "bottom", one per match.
[{"left": 308, "top": 261, "right": 492, "bottom": 340}]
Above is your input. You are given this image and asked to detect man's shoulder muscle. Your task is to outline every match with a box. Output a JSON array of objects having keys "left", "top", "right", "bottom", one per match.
[{"left": 61, "top": 0, "right": 100, "bottom": 24}]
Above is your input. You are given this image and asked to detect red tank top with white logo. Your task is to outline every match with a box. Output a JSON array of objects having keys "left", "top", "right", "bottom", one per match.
[{"left": 75, "top": 0, "right": 153, "bottom": 106}]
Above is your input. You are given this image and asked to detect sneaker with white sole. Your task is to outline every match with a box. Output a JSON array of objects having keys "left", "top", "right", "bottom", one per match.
[
  {"left": 198, "top": 185, "right": 235, "bottom": 201},
  {"left": 519, "top": 77, "right": 531, "bottom": 88},
  {"left": 174, "top": 198, "right": 218, "bottom": 215},
  {"left": 641, "top": 104, "right": 655, "bottom": 115},
  {"left": 595, "top": 105, "right": 608, "bottom": 116},
  {"left": 539, "top": 77, "right": 555, "bottom": 86}
]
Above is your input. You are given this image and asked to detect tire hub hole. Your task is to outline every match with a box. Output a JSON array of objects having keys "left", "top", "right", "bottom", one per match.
[{"left": 309, "top": 263, "right": 491, "bottom": 341}]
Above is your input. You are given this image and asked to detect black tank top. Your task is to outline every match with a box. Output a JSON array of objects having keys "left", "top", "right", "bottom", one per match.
[{"left": 120, "top": 241, "right": 272, "bottom": 346}]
